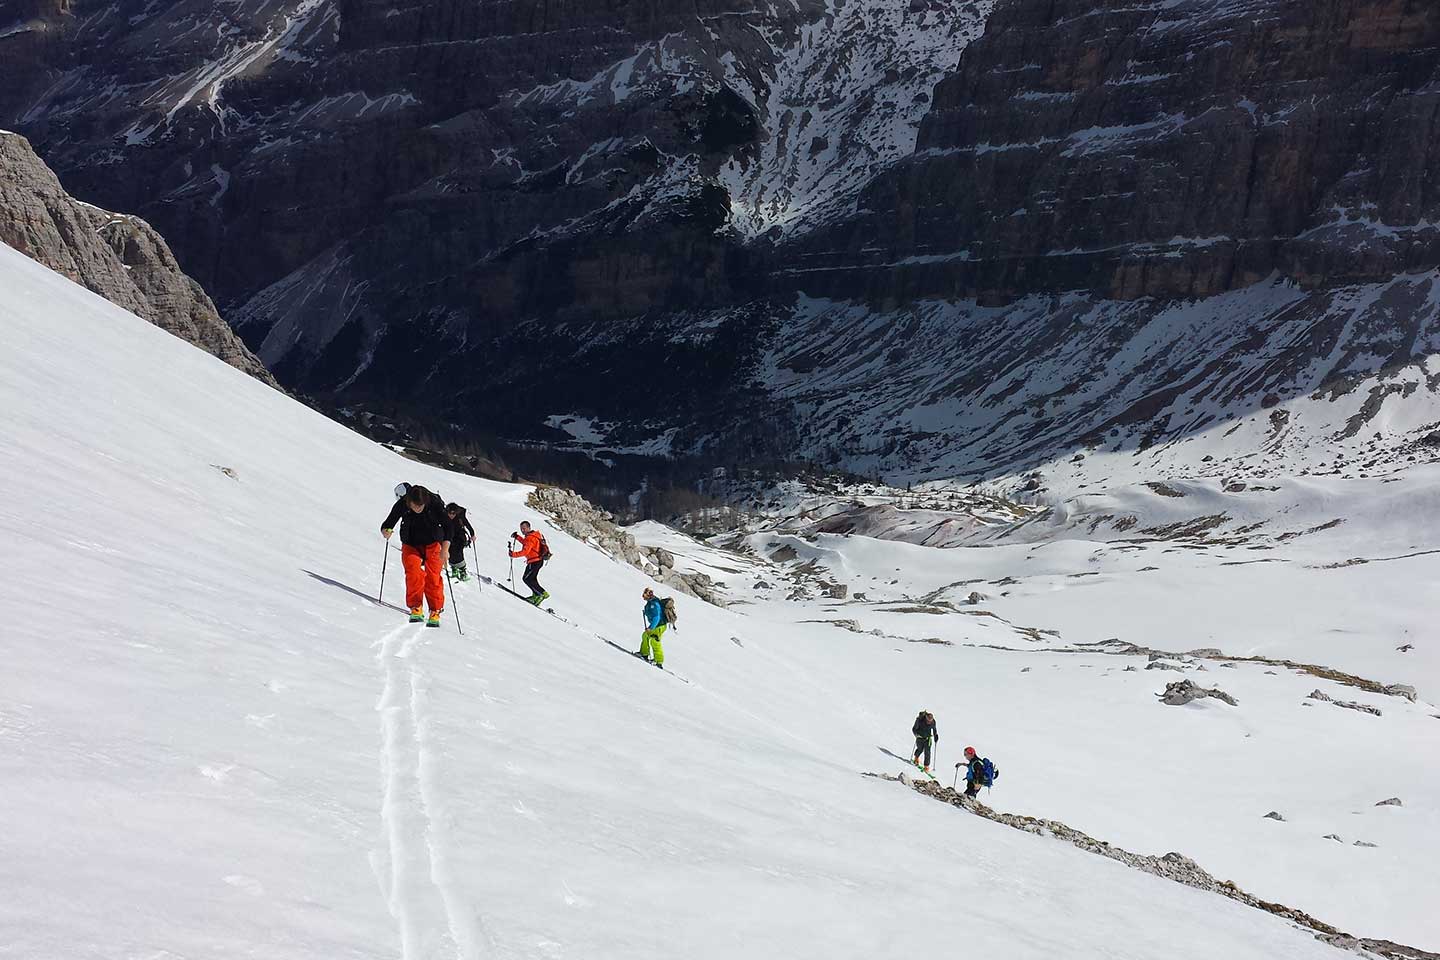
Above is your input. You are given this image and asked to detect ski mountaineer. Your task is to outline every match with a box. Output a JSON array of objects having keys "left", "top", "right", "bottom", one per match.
[
  {"left": 445, "top": 502, "right": 475, "bottom": 581},
  {"left": 381, "top": 483, "right": 451, "bottom": 627},
  {"left": 912, "top": 710, "right": 938, "bottom": 772},
  {"left": 962, "top": 746, "right": 985, "bottom": 799},
  {"left": 508, "top": 520, "right": 549, "bottom": 605},
  {"left": 635, "top": 587, "right": 667, "bottom": 669}
]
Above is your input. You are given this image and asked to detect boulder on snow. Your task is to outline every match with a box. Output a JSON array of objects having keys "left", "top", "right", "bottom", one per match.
[
  {"left": 1323, "top": 833, "right": 1343, "bottom": 843},
  {"left": 1263, "top": 811, "right": 1286, "bottom": 821},
  {"left": 1374, "top": 798, "right": 1402, "bottom": 807},
  {"left": 1156, "top": 680, "right": 1237, "bottom": 706},
  {"left": 1353, "top": 840, "right": 1379, "bottom": 848},
  {"left": 1146, "top": 660, "right": 1185, "bottom": 672},
  {"left": 965, "top": 591, "right": 986, "bottom": 605},
  {"left": 1383, "top": 683, "right": 1417, "bottom": 702}
]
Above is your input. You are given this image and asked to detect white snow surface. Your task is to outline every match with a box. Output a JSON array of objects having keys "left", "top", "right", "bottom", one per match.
[{"left": 0, "top": 241, "right": 1434, "bottom": 957}]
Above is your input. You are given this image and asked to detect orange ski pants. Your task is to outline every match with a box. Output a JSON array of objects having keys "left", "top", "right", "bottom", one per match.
[{"left": 401, "top": 543, "right": 445, "bottom": 613}]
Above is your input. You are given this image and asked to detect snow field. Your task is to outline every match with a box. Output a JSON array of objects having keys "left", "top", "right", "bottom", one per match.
[{"left": 0, "top": 244, "right": 1375, "bottom": 957}]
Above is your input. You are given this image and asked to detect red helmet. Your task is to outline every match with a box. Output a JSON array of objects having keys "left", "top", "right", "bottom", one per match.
[{"left": 963, "top": 746, "right": 977, "bottom": 758}]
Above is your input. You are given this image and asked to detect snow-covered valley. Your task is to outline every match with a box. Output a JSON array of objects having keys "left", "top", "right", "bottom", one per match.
[{"left": 2, "top": 238, "right": 1438, "bottom": 960}]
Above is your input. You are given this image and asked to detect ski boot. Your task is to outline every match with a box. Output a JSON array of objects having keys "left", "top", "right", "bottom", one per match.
[
  {"left": 409, "top": 607, "right": 424, "bottom": 623},
  {"left": 426, "top": 611, "right": 441, "bottom": 628}
]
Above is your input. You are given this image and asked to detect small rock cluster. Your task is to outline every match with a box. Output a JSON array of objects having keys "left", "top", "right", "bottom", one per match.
[
  {"left": 1305, "top": 689, "right": 1382, "bottom": 717},
  {"left": 527, "top": 486, "right": 726, "bottom": 606},
  {"left": 1156, "top": 680, "right": 1238, "bottom": 706}
]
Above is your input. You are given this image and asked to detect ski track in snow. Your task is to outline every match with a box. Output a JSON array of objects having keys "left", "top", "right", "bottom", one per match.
[{"left": 375, "top": 621, "right": 487, "bottom": 959}]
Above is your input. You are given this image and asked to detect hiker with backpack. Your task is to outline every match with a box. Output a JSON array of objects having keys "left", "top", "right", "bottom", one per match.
[
  {"left": 381, "top": 483, "right": 450, "bottom": 627},
  {"left": 445, "top": 502, "right": 475, "bottom": 581},
  {"left": 961, "top": 746, "right": 997, "bottom": 799},
  {"left": 635, "top": 587, "right": 673, "bottom": 669},
  {"left": 912, "top": 710, "right": 938, "bottom": 772},
  {"left": 508, "top": 520, "right": 550, "bottom": 605}
]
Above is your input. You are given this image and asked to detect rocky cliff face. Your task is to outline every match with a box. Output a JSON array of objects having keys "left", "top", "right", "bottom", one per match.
[
  {"left": 0, "top": 131, "right": 276, "bottom": 385},
  {"left": 802, "top": 0, "right": 1440, "bottom": 304}
]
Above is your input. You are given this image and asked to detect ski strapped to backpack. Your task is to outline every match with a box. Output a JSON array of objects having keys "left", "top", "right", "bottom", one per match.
[{"left": 660, "top": 596, "right": 678, "bottom": 627}]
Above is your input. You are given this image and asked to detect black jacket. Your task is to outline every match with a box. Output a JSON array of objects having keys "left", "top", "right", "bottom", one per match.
[
  {"left": 912, "top": 713, "right": 937, "bottom": 741},
  {"left": 447, "top": 507, "right": 476, "bottom": 546},
  {"left": 381, "top": 487, "right": 449, "bottom": 548},
  {"left": 965, "top": 756, "right": 987, "bottom": 785}
]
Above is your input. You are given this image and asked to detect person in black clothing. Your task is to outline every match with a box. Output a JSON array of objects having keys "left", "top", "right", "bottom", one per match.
[
  {"left": 445, "top": 503, "right": 476, "bottom": 582},
  {"left": 912, "top": 710, "right": 938, "bottom": 772},
  {"left": 381, "top": 483, "right": 451, "bottom": 625},
  {"left": 962, "top": 746, "right": 986, "bottom": 799}
]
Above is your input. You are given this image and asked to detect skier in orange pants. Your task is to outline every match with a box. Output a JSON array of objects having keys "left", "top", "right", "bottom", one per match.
[{"left": 381, "top": 483, "right": 451, "bottom": 627}]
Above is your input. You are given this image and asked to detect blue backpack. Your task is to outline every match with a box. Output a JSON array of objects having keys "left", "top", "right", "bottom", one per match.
[{"left": 980, "top": 758, "right": 998, "bottom": 787}]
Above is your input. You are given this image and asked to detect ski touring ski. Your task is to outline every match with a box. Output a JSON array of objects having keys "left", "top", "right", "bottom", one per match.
[{"left": 601, "top": 637, "right": 691, "bottom": 684}]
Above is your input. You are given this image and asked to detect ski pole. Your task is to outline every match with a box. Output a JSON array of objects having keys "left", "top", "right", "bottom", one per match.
[
  {"left": 445, "top": 565, "right": 463, "bottom": 635},
  {"left": 952, "top": 763, "right": 961, "bottom": 790},
  {"left": 378, "top": 539, "right": 390, "bottom": 603}
]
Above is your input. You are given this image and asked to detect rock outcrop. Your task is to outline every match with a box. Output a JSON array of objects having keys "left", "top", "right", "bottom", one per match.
[
  {"left": 811, "top": 0, "right": 1440, "bottom": 305},
  {"left": 1156, "top": 680, "right": 1237, "bottom": 707},
  {"left": 1306, "top": 688, "right": 1383, "bottom": 716},
  {"left": 0, "top": 132, "right": 275, "bottom": 385},
  {"left": 526, "top": 486, "right": 725, "bottom": 606},
  {"left": 884, "top": 772, "right": 1439, "bottom": 960}
]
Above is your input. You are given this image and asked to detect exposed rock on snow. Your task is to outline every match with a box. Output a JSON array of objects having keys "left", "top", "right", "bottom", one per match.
[
  {"left": 528, "top": 486, "right": 725, "bottom": 606},
  {"left": 1086, "top": 639, "right": 1417, "bottom": 702},
  {"left": 883, "top": 774, "right": 1435, "bottom": 960},
  {"left": 1306, "top": 689, "right": 1383, "bottom": 717},
  {"left": 1264, "top": 811, "right": 1286, "bottom": 822},
  {"left": 1157, "top": 680, "right": 1238, "bottom": 706},
  {"left": 1375, "top": 798, "right": 1403, "bottom": 807}
]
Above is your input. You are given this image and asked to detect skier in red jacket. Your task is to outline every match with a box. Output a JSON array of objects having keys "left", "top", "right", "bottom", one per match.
[{"left": 508, "top": 520, "right": 550, "bottom": 605}]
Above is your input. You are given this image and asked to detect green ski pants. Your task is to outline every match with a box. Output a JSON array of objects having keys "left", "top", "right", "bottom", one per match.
[{"left": 640, "top": 624, "right": 667, "bottom": 664}]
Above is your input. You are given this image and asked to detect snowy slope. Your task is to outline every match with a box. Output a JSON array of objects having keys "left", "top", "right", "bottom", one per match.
[
  {"left": 660, "top": 493, "right": 1440, "bottom": 948},
  {"left": 0, "top": 246, "right": 1394, "bottom": 956}
]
